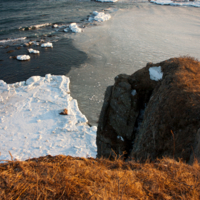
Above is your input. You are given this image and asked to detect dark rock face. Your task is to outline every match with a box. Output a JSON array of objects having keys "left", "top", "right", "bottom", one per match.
[{"left": 96, "top": 57, "right": 200, "bottom": 163}]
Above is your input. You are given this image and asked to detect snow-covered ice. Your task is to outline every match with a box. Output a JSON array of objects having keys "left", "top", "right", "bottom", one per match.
[
  {"left": 41, "top": 42, "right": 53, "bottom": 48},
  {"left": 0, "top": 75, "right": 97, "bottom": 161},
  {"left": 16, "top": 55, "right": 31, "bottom": 61},
  {"left": 149, "top": 66, "right": 163, "bottom": 81},
  {"left": 69, "top": 23, "right": 82, "bottom": 33},
  {"left": 88, "top": 11, "right": 111, "bottom": 22},
  {"left": 28, "top": 48, "right": 40, "bottom": 54},
  {"left": 150, "top": 0, "right": 200, "bottom": 7}
]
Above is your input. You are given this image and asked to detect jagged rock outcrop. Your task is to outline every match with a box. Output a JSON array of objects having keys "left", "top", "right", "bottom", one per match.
[{"left": 96, "top": 57, "right": 200, "bottom": 163}]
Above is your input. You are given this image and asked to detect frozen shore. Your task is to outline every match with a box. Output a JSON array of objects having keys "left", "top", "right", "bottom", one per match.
[
  {"left": 150, "top": 0, "right": 200, "bottom": 7},
  {"left": 0, "top": 75, "right": 97, "bottom": 161}
]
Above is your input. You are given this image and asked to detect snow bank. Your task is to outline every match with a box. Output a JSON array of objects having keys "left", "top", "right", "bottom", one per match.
[
  {"left": 88, "top": 11, "right": 111, "bottom": 22},
  {"left": 69, "top": 23, "right": 82, "bottom": 33},
  {"left": 28, "top": 48, "right": 40, "bottom": 54},
  {"left": 41, "top": 42, "right": 53, "bottom": 48},
  {"left": 150, "top": 0, "right": 200, "bottom": 7},
  {"left": 149, "top": 66, "right": 163, "bottom": 81},
  {"left": 0, "top": 75, "right": 97, "bottom": 161},
  {"left": 17, "top": 55, "right": 31, "bottom": 61}
]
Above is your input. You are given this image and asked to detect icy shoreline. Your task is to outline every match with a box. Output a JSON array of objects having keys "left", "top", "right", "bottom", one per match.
[
  {"left": 0, "top": 75, "right": 97, "bottom": 161},
  {"left": 150, "top": 0, "right": 200, "bottom": 7}
]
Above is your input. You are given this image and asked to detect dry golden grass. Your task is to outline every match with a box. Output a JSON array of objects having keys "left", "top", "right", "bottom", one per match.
[{"left": 0, "top": 155, "right": 200, "bottom": 200}]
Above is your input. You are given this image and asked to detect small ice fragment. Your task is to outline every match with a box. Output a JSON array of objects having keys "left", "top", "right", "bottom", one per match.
[
  {"left": 37, "top": 120, "right": 41, "bottom": 123},
  {"left": 41, "top": 42, "right": 53, "bottom": 48},
  {"left": 28, "top": 48, "right": 40, "bottom": 54},
  {"left": 17, "top": 55, "right": 30, "bottom": 61},
  {"left": 63, "top": 28, "right": 69, "bottom": 32},
  {"left": 4, "top": 126, "right": 7, "bottom": 130},
  {"left": 69, "top": 23, "right": 82, "bottom": 33},
  {"left": 131, "top": 90, "right": 137, "bottom": 96},
  {"left": 149, "top": 66, "right": 163, "bottom": 81}
]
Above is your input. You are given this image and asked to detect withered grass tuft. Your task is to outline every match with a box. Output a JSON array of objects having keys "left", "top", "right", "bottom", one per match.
[{"left": 0, "top": 155, "right": 200, "bottom": 200}]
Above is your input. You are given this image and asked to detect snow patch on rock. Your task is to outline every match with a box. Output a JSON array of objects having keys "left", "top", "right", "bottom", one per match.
[
  {"left": 149, "top": 66, "right": 163, "bottom": 81},
  {"left": 131, "top": 90, "right": 137, "bottom": 96}
]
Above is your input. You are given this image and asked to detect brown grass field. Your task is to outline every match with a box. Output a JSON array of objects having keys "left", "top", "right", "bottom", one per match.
[{"left": 0, "top": 155, "right": 200, "bottom": 200}]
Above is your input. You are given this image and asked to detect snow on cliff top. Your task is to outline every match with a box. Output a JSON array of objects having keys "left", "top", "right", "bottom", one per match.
[{"left": 0, "top": 75, "right": 97, "bottom": 161}]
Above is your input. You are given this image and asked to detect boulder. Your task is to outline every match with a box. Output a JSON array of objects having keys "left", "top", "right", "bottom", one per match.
[{"left": 96, "top": 57, "right": 200, "bottom": 163}]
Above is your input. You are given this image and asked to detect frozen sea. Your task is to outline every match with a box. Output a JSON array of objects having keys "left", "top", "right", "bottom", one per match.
[{"left": 0, "top": 0, "right": 200, "bottom": 160}]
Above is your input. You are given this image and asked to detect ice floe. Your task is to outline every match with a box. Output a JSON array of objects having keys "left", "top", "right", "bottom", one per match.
[
  {"left": 149, "top": 66, "right": 163, "bottom": 81},
  {"left": 41, "top": 42, "right": 53, "bottom": 48},
  {"left": 88, "top": 11, "right": 111, "bottom": 22},
  {"left": 28, "top": 48, "right": 40, "bottom": 54},
  {"left": 69, "top": 23, "right": 82, "bottom": 33},
  {"left": 16, "top": 55, "right": 31, "bottom": 61},
  {"left": 150, "top": 0, "right": 200, "bottom": 7},
  {"left": 0, "top": 75, "right": 97, "bottom": 161}
]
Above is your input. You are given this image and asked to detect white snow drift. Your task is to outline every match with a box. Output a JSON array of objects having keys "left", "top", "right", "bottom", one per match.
[
  {"left": 89, "top": 11, "right": 111, "bottom": 22},
  {"left": 150, "top": 0, "right": 200, "bottom": 7},
  {"left": 149, "top": 66, "right": 163, "bottom": 81},
  {"left": 17, "top": 55, "right": 31, "bottom": 61},
  {"left": 0, "top": 75, "right": 97, "bottom": 161}
]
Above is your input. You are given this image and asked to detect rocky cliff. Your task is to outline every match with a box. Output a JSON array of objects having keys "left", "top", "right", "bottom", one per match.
[{"left": 96, "top": 57, "right": 200, "bottom": 163}]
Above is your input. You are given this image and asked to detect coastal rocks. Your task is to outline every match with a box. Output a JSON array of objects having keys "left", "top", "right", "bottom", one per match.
[
  {"left": 97, "top": 57, "right": 200, "bottom": 163},
  {"left": 97, "top": 65, "right": 157, "bottom": 159}
]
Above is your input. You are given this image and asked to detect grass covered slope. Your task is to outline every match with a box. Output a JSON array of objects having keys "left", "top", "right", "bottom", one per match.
[{"left": 0, "top": 155, "right": 200, "bottom": 199}]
